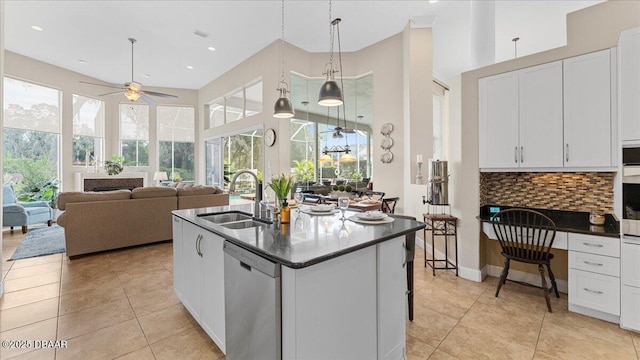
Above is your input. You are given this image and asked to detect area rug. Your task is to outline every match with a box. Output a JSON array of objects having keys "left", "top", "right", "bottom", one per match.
[{"left": 10, "top": 225, "right": 66, "bottom": 260}]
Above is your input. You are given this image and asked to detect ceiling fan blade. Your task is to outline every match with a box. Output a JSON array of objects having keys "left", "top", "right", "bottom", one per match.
[
  {"left": 98, "top": 90, "right": 125, "bottom": 97},
  {"left": 140, "top": 90, "right": 178, "bottom": 99},
  {"left": 342, "top": 129, "right": 356, "bottom": 134},
  {"left": 139, "top": 93, "right": 157, "bottom": 105},
  {"left": 80, "top": 81, "right": 124, "bottom": 90}
]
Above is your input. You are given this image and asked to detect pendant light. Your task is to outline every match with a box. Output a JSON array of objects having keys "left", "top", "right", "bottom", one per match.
[
  {"left": 318, "top": 0, "right": 344, "bottom": 107},
  {"left": 273, "top": 0, "right": 295, "bottom": 118}
]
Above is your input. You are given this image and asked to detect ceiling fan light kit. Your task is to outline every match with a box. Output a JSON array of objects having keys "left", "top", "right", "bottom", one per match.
[{"left": 273, "top": 0, "right": 295, "bottom": 119}]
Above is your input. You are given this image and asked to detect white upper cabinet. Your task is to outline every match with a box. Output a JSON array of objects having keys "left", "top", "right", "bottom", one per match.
[
  {"left": 620, "top": 28, "right": 640, "bottom": 143},
  {"left": 479, "top": 71, "right": 519, "bottom": 168},
  {"left": 479, "top": 61, "right": 563, "bottom": 169},
  {"left": 563, "top": 49, "right": 612, "bottom": 167},
  {"left": 519, "top": 61, "right": 564, "bottom": 167},
  {"left": 479, "top": 49, "right": 616, "bottom": 171}
]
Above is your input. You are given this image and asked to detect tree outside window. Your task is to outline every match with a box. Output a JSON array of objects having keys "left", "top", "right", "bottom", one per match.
[
  {"left": 120, "top": 104, "right": 149, "bottom": 166},
  {"left": 158, "top": 106, "right": 195, "bottom": 181}
]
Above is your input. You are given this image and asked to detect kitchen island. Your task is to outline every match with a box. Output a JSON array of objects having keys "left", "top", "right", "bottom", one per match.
[{"left": 172, "top": 204, "right": 425, "bottom": 360}]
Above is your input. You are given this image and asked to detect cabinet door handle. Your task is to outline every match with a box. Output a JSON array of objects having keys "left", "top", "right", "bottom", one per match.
[
  {"left": 582, "top": 242, "right": 604, "bottom": 248},
  {"left": 583, "top": 260, "right": 604, "bottom": 267},
  {"left": 515, "top": 146, "right": 518, "bottom": 163},
  {"left": 583, "top": 288, "right": 604, "bottom": 295},
  {"left": 565, "top": 144, "right": 569, "bottom": 162},
  {"left": 520, "top": 146, "right": 524, "bottom": 163},
  {"left": 196, "top": 234, "right": 203, "bottom": 257}
]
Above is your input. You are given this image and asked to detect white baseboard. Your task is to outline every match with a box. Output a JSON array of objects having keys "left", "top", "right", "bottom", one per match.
[
  {"left": 569, "top": 303, "right": 620, "bottom": 324},
  {"left": 483, "top": 264, "right": 568, "bottom": 294},
  {"left": 417, "top": 235, "right": 483, "bottom": 283}
]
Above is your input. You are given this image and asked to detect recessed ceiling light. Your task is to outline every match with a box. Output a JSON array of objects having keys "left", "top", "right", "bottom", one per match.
[
  {"left": 207, "top": 46, "right": 216, "bottom": 52},
  {"left": 144, "top": 74, "right": 151, "bottom": 78},
  {"left": 78, "top": 59, "right": 87, "bottom": 64},
  {"left": 186, "top": 66, "right": 194, "bottom": 70},
  {"left": 429, "top": 0, "right": 439, "bottom": 3},
  {"left": 30, "top": 25, "right": 43, "bottom": 31}
]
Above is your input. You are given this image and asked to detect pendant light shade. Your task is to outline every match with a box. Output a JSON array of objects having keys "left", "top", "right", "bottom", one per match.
[
  {"left": 339, "top": 152, "right": 356, "bottom": 162},
  {"left": 274, "top": 88, "right": 295, "bottom": 118},
  {"left": 318, "top": 76, "right": 343, "bottom": 106},
  {"left": 319, "top": 154, "right": 333, "bottom": 163},
  {"left": 273, "top": 0, "right": 295, "bottom": 119}
]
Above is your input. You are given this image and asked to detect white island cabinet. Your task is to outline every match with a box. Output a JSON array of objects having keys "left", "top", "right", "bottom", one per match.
[
  {"left": 173, "top": 217, "right": 226, "bottom": 353},
  {"left": 173, "top": 208, "right": 418, "bottom": 360}
]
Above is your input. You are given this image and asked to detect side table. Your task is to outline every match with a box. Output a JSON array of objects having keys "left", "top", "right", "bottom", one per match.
[{"left": 423, "top": 214, "right": 458, "bottom": 276}]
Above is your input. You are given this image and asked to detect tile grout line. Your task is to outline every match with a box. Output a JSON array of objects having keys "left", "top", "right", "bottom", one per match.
[{"left": 532, "top": 310, "right": 547, "bottom": 360}]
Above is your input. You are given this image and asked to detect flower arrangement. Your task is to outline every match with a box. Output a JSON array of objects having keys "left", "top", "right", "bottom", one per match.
[{"left": 268, "top": 173, "right": 295, "bottom": 204}]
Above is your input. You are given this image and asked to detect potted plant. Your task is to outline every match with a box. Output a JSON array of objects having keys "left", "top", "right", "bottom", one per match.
[
  {"left": 17, "top": 179, "right": 59, "bottom": 209},
  {"left": 104, "top": 154, "right": 124, "bottom": 175},
  {"left": 268, "top": 173, "right": 295, "bottom": 223}
]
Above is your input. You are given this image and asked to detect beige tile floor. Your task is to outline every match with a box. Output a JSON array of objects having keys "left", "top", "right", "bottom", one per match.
[{"left": 1, "top": 226, "right": 639, "bottom": 360}]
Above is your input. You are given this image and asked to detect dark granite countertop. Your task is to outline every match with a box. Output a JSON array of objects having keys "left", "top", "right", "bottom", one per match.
[
  {"left": 478, "top": 205, "right": 620, "bottom": 238},
  {"left": 173, "top": 204, "right": 425, "bottom": 269}
]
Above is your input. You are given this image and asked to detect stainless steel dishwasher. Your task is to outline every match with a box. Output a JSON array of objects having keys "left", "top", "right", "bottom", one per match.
[{"left": 223, "top": 241, "right": 281, "bottom": 360}]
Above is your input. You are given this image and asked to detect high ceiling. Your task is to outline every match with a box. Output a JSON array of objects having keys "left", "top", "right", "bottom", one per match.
[{"left": 4, "top": 0, "right": 601, "bottom": 90}]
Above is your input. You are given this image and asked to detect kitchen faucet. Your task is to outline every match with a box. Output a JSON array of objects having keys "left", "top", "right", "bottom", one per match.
[{"left": 229, "top": 169, "right": 262, "bottom": 219}]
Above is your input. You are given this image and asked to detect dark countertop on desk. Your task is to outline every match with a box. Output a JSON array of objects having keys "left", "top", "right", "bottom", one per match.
[
  {"left": 478, "top": 205, "right": 619, "bottom": 238},
  {"left": 173, "top": 204, "right": 425, "bottom": 269}
]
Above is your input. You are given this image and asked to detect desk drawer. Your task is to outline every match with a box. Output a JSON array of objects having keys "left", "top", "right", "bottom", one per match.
[
  {"left": 568, "top": 233, "right": 620, "bottom": 257},
  {"left": 569, "top": 251, "right": 620, "bottom": 277},
  {"left": 569, "top": 269, "right": 620, "bottom": 315}
]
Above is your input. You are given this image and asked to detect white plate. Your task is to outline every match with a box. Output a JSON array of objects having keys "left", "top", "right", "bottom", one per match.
[
  {"left": 348, "top": 215, "right": 395, "bottom": 225},
  {"left": 356, "top": 211, "right": 387, "bottom": 220},
  {"left": 301, "top": 208, "right": 340, "bottom": 216},
  {"left": 309, "top": 204, "right": 334, "bottom": 212}
]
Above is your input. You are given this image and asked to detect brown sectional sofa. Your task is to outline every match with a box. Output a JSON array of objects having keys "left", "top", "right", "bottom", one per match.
[{"left": 57, "top": 186, "right": 228, "bottom": 258}]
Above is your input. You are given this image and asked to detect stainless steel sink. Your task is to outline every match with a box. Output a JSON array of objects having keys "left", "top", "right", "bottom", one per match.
[
  {"left": 198, "top": 211, "right": 253, "bottom": 224},
  {"left": 221, "top": 220, "right": 265, "bottom": 230}
]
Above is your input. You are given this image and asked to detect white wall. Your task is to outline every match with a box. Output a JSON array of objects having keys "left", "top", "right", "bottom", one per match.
[{"left": 3, "top": 52, "right": 198, "bottom": 192}]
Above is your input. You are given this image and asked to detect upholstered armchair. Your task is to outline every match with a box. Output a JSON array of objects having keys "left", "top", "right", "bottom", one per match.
[{"left": 2, "top": 184, "right": 53, "bottom": 234}]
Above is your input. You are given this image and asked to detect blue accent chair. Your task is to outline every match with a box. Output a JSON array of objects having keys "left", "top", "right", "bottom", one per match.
[{"left": 2, "top": 184, "right": 53, "bottom": 234}]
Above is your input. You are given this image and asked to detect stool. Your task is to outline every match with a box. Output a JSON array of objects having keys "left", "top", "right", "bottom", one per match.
[{"left": 423, "top": 214, "right": 458, "bottom": 276}]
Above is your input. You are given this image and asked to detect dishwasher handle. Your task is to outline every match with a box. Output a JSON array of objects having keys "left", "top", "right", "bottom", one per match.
[{"left": 240, "top": 262, "right": 252, "bottom": 271}]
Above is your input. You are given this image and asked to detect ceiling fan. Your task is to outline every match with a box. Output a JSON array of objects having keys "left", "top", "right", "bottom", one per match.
[
  {"left": 79, "top": 38, "right": 178, "bottom": 105},
  {"left": 320, "top": 107, "right": 355, "bottom": 139}
]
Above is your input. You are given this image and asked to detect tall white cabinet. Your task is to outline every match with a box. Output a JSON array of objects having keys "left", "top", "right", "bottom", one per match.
[{"left": 620, "top": 27, "right": 640, "bottom": 143}]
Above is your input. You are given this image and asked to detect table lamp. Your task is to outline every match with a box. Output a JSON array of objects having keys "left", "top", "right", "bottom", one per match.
[{"left": 153, "top": 171, "right": 168, "bottom": 187}]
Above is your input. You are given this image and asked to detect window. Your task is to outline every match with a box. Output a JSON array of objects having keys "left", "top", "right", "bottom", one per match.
[
  {"left": 205, "top": 128, "right": 263, "bottom": 193},
  {"left": 158, "top": 106, "right": 195, "bottom": 181},
  {"left": 289, "top": 73, "right": 373, "bottom": 185},
  {"left": 73, "top": 94, "right": 104, "bottom": 166},
  {"left": 206, "top": 80, "right": 263, "bottom": 129},
  {"left": 3, "top": 77, "right": 61, "bottom": 194},
  {"left": 120, "top": 104, "right": 149, "bottom": 166},
  {"left": 432, "top": 81, "right": 449, "bottom": 161}
]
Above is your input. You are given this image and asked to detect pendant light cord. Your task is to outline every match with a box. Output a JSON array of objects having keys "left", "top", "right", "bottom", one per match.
[{"left": 280, "top": 0, "right": 286, "bottom": 85}]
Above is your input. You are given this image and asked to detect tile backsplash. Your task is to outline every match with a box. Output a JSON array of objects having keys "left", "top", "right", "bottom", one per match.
[{"left": 480, "top": 172, "right": 615, "bottom": 213}]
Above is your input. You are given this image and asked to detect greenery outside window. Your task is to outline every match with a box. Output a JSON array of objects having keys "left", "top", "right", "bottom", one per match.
[
  {"left": 120, "top": 104, "right": 149, "bottom": 166},
  {"left": 205, "top": 128, "right": 263, "bottom": 193},
  {"left": 158, "top": 105, "right": 195, "bottom": 181},
  {"left": 3, "top": 77, "right": 61, "bottom": 194},
  {"left": 72, "top": 94, "right": 104, "bottom": 166}
]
